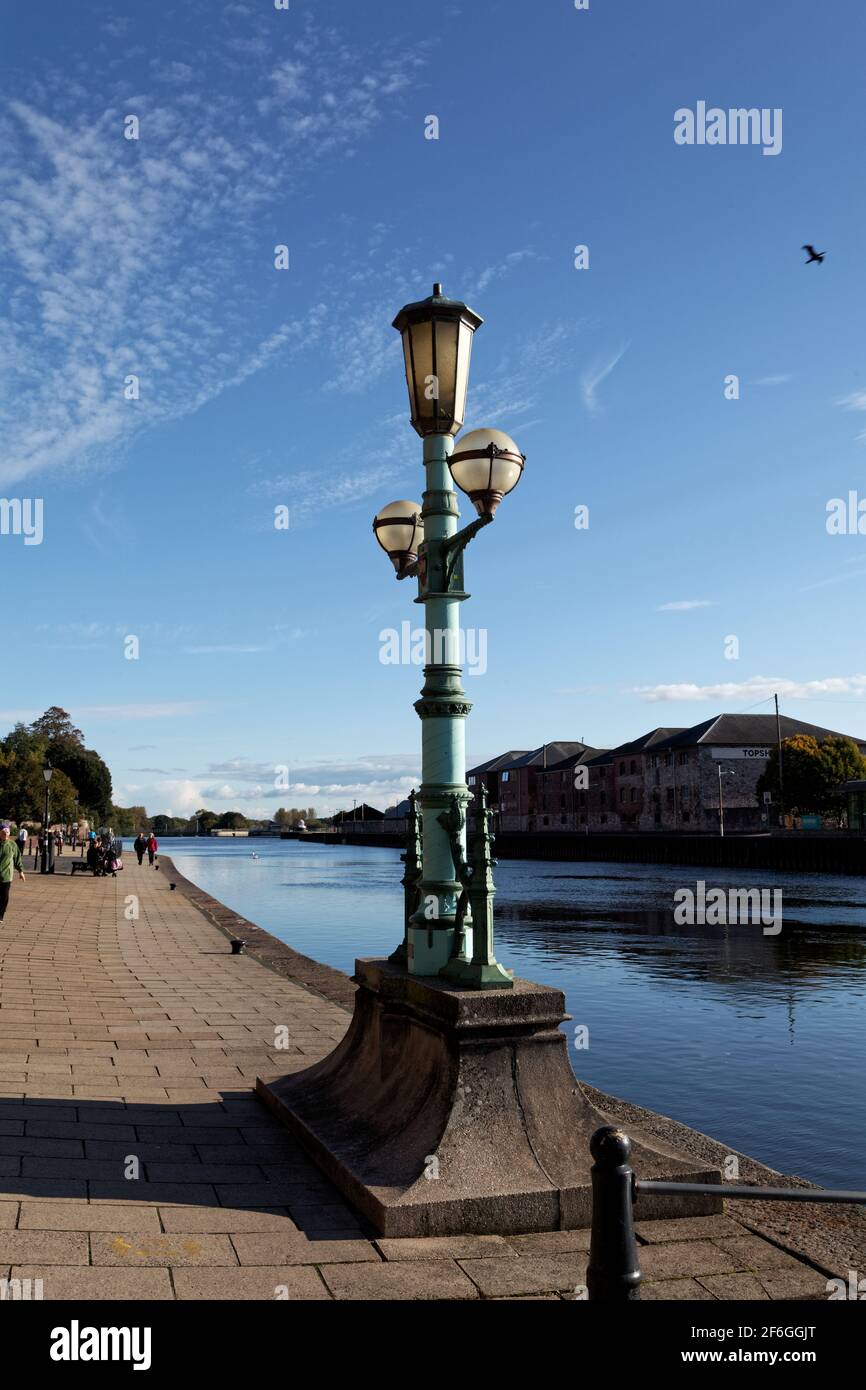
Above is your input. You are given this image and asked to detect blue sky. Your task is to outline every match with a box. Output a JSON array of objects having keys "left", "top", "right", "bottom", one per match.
[{"left": 1, "top": 0, "right": 865, "bottom": 818}]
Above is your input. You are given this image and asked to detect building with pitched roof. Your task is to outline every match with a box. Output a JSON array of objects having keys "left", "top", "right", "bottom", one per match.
[{"left": 634, "top": 713, "right": 866, "bottom": 833}]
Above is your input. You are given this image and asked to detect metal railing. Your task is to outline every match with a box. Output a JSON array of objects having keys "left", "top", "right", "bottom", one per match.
[{"left": 587, "top": 1125, "right": 866, "bottom": 1301}]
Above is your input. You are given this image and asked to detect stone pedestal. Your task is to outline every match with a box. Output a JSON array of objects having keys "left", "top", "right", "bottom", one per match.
[{"left": 256, "top": 958, "right": 722, "bottom": 1237}]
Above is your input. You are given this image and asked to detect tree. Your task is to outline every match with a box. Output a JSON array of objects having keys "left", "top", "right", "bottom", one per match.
[
  {"left": 757, "top": 734, "right": 866, "bottom": 818},
  {"left": 274, "top": 806, "right": 316, "bottom": 827},
  {"left": 216, "top": 811, "right": 249, "bottom": 830},
  {"left": 193, "top": 809, "right": 220, "bottom": 834},
  {"left": 111, "top": 805, "right": 149, "bottom": 835},
  {"left": 150, "top": 814, "right": 187, "bottom": 835},
  {"left": 30, "top": 707, "right": 84, "bottom": 746},
  {"left": 48, "top": 744, "right": 113, "bottom": 820},
  {"left": 757, "top": 735, "right": 825, "bottom": 813},
  {"left": 818, "top": 737, "right": 866, "bottom": 817}
]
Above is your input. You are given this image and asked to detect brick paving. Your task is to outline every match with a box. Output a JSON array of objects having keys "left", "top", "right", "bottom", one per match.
[{"left": 0, "top": 858, "right": 833, "bottom": 1301}]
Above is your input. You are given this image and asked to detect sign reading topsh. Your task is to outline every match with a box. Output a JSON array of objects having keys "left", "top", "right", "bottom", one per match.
[{"left": 711, "top": 747, "right": 771, "bottom": 760}]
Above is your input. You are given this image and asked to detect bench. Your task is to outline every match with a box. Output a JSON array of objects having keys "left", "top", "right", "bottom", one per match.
[{"left": 70, "top": 860, "right": 92, "bottom": 875}]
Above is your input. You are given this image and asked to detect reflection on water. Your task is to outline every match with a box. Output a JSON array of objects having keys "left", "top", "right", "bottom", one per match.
[{"left": 148, "top": 838, "right": 866, "bottom": 1189}]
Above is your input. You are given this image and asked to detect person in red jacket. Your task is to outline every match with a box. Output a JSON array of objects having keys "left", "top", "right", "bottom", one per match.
[{"left": 147, "top": 834, "right": 158, "bottom": 867}]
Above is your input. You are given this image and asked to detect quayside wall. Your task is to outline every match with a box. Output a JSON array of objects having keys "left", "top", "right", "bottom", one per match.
[{"left": 287, "top": 830, "right": 866, "bottom": 875}]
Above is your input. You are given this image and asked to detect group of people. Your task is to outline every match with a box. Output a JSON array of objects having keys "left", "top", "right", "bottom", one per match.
[
  {"left": 85, "top": 828, "right": 123, "bottom": 878},
  {"left": 0, "top": 823, "right": 161, "bottom": 927},
  {"left": 133, "top": 832, "right": 159, "bottom": 867}
]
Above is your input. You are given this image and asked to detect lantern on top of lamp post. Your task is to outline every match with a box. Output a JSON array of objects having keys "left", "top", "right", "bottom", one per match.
[{"left": 372, "top": 284, "right": 525, "bottom": 987}]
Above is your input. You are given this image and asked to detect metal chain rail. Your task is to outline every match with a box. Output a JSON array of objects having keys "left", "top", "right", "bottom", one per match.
[{"left": 586, "top": 1126, "right": 866, "bottom": 1301}]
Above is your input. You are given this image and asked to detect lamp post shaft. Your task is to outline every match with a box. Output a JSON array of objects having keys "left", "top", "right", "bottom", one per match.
[
  {"left": 409, "top": 432, "right": 472, "bottom": 975},
  {"left": 41, "top": 784, "right": 51, "bottom": 874}
]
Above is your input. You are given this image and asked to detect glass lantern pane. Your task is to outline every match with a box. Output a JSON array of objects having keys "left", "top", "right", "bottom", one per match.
[
  {"left": 452, "top": 320, "right": 473, "bottom": 432},
  {"left": 431, "top": 318, "right": 459, "bottom": 430},
  {"left": 401, "top": 333, "right": 416, "bottom": 421},
  {"left": 408, "top": 321, "right": 434, "bottom": 429}
]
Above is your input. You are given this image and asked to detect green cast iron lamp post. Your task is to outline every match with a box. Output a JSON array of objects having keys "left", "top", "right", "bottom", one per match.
[
  {"left": 41, "top": 763, "right": 53, "bottom": 875},
  {"left": 372, "top": 284, "right": 525, "bottom": 987}
]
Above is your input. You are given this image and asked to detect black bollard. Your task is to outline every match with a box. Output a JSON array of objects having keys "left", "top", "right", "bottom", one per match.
[
  {"left": 587, "top": 1126, "right": 642, "bottom": 1301},
  {"left": 230, "top": 939, "right": 247, "bottom": 955}
]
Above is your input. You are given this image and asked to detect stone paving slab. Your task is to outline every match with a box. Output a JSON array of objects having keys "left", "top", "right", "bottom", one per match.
[{"left": 0, "top": 858, "right": 842, "bottom": 1301}]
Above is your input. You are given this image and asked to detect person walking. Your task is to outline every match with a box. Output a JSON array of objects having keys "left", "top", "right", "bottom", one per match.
[
  {"left": 0, "top": 824, "right": 25, "bottom": 924},
  {"left": 54, "top": 829, "right": 63, "bottom": 858},
  {"left": 134, "top": 832, "right": 147, "bottom": 866},
  {"left": 147, "top": 833, "right": 158, "bottom": 867},
  {"left": 16, "top": 824, "right": 28, "bottom": 859}
]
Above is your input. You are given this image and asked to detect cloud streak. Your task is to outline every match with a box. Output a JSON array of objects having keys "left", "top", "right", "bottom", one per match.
[
  {"left": 632, "top": 674, "right": 866, "bottom": 703},
  {"left": 581, "top": 344, "right": 628, "bottom": 416},
  {"left": 656, "top": 600, "right": 715, "bottom": 612}
]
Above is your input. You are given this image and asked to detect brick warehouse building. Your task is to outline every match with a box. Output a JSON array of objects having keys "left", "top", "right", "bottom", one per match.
[
  {"left": 599, "top": 728, "right": 685, "bottom": 831},
  {"left": 469, "top": 714, "right": 866, "bottom": 835},
  {"left": 633, "top": 713, "right": 866, "bottom": 833},
  {"left": 534, "top": 746, "right": 606, "bottom": 831},
  {"left": 468, "top": 743, "right": 592, "bottom": 832}
]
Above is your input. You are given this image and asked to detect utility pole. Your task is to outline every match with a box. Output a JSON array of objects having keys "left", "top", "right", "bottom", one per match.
[
  {"left": 775, "top": 693, "right": 785, "bottom": 828},
  {"left": 717, "top": 764, "right": 734, "bottom": 837}
]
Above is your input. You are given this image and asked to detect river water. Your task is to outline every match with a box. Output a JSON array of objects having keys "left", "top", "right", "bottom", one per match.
[{"left": 134, "top": 837, "right": 866, "bottom": 1190}]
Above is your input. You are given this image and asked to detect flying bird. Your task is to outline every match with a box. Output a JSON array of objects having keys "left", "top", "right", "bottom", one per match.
[{"left": 802, "top": 245, "right": 825, "bottom": 264}]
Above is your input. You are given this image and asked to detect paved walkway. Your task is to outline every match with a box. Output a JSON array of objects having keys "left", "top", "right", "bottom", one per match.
[{"left": 0, "top": 858, "right": 833, "bottom": 1300}]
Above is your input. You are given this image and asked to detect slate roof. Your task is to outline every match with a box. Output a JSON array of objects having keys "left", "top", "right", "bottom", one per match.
[
  {"left": 467, "top": 750, "right": 531, "bottom": 777},
  {"left": 539, "top": 746, "right": 607, "bottom": 772},
  {"left": 651, "top": 714, "right": 866, "bottom": 753},
  {"left": 504, "top": 742, "right": 593, "bottom": 771},
  {"left": 607, "top": 728, "right": 686, "bottom": 758}
]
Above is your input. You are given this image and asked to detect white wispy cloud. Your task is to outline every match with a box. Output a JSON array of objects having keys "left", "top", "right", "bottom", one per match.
[
  {"left": 656, "top": 600, "right": 715, "bottom": 612},
  {"left": 836, "top": 390, "right": 866, "bottom": 411},
  {"left": 0, "top": 702, "right": 208, "bottom": 728},
  {"left": 0, "top": 22, "right": 426, "bottom": 488},
  {"left": 798, "top": 566, "right": 866, "bottom": 593},
  {"left": 632, "top": 675, "right": 866, "bottom": 703},
  {"left": 835, "top": 389, "right": 866, "bottom": 441},
  {"left": 752, "top": 374, "right": 791, "bottom": 386},
  {"left": 468, "top": 250, "right": 537, "bottom": 297},
  {"left": 580, "top": 344, "right": 629, "bottom": 416}
]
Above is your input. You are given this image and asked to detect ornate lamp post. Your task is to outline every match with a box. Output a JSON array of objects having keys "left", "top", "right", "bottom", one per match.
[
  {"left": 258, "top": 283, "right": 717, "bottom": 1238},
  {"left": 373, "top": 284, "right": 524, "bottom": 984},
  {"left": 41, "top": 764, "right": 53, "bottom": 875}
]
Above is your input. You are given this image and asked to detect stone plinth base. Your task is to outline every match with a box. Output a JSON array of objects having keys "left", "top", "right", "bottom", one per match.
[{"left": 256, "top": 958, "right": 722, "bottom": 1237}]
